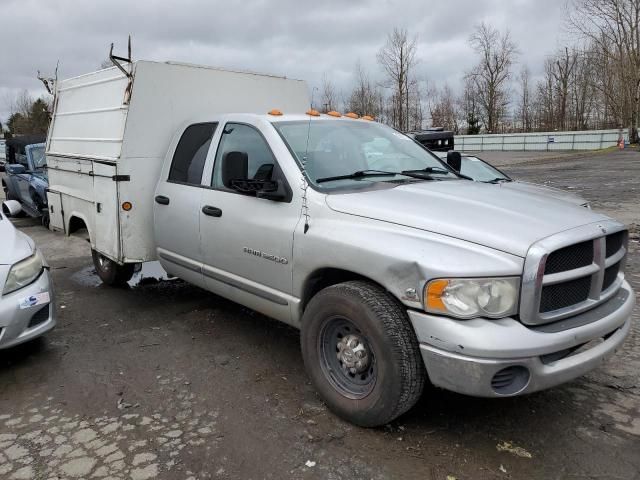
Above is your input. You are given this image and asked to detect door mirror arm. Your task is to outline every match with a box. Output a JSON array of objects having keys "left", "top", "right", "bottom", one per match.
[
  {"left": 257, "top": 179, "right": 287, "bottom": 201},
  {"left": 228, "top": 178, "right": 287, "bottom": 201}
]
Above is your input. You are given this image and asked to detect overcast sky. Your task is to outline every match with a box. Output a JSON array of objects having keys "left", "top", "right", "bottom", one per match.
[{"left": 1, "top": 0, "right": 576, "bottom": 123}]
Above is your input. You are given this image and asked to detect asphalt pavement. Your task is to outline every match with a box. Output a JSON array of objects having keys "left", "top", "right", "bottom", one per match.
[{"left": 0, "top": 150, "right": 639, "bottom": 479}]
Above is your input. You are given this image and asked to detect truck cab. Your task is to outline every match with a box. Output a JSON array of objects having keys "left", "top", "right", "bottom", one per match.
[{"left": 149, "top": 112, "right": 634, "bottom": 426}]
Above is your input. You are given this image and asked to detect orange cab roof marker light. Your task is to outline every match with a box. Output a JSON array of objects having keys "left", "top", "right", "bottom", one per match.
[
  {"left": 306, "top": 109, "right": 320, "bottom": 116},
  {"left": 345, "top": 112, "right": 359, "bottom": 119},
  {"left": 326, "top": 111, "right": 341, "bottom": 117},
  {"left": 361, "top": 115, "right": 374, "bottom": 121},
  {"left": 268, "top": 109, "right": 283, "bottom": 116}
]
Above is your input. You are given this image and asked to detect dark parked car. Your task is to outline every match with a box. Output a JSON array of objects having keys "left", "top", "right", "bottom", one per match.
[
  {"left": 406, "top": 128, "right": 455, "bottom": 152},
  {"left": 2, "top": 135, "right": 49, "bottom": 226}
]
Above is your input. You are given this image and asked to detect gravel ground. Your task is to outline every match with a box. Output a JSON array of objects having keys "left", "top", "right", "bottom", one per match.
[{"left": 0, "top": 150, "right": 639, "bottom": 480}]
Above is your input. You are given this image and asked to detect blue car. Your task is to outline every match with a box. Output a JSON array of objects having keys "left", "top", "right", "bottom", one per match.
[{"left": 2, "top": 136, "right": 49, "bottom": 226}]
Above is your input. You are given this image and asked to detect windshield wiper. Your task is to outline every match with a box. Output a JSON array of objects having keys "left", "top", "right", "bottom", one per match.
[
  {"left": 401, "top": 167, "right": 451, "bottom": 176},
  {"left": 486, "top": 177, "right": 512, "bottom": 183},
  {"left": 316, "top": 170, "right": 399, "bottom": 183},
  {"left": 402, "top": 166, "right": 474, "bottom": 181},
  {"left": 316, "top": 169, "right": 446, "bottom": 184}
]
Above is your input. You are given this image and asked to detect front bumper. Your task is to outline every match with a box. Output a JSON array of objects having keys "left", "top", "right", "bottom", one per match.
[
  {"left": 408, "top": 281, "right": 635, "bottom": 397},
  {"left": 0, "top": 269, "right": 56, "bottom": 349}
]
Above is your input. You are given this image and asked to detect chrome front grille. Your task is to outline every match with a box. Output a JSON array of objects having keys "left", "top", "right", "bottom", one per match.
[{"left": 520, "top": 221, "right": 628, "bottom": 326}]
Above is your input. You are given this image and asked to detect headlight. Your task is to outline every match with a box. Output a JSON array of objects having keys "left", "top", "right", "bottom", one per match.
[
  {"left": 3, "top": 250, "right": 45, "bottom": 295},
  {"left": 425, "top": 277, "right": 520, "bottom": 319}
]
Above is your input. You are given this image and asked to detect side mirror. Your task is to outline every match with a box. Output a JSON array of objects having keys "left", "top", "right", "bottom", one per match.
[
  {"left": 446, "top": 151, "right": 462, "bottom": 172},
  {"left": 0, "top": 163, "right": 5, "bottom": 173},
  {"left": 2, "top": 200, "right": 22, "bottom": 217},
  {"left": 257, "top": 179, "right": 287, "bottom": 201},
  {"left": 6, "top": 164, "right": 26, "bottom": 175},
  {"left": 221, "top": 151, "right": 248, "bottom": 188}
]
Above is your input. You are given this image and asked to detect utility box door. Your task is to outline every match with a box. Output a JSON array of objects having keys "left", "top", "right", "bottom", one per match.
[
  {"left": 47, "top": 190, "right": 64, "bottom": 232},
  {"left": 92, "top": 162, "right": 120, "bottom": 261}
]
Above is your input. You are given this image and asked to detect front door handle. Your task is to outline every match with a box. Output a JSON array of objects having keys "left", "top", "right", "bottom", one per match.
[
  {"left": 202, "top": 205, "right": 222, "bottom": 217},
  {"left": 155, "top": 195, "right": 170, "bottom": 205}
]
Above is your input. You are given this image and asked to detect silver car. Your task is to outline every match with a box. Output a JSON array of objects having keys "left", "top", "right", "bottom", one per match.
[{"left": 0, "top": 201, "right": 55, "bottom": 348}]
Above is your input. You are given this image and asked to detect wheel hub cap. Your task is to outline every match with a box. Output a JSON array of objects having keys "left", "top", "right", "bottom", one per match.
[{"left": 337, "top": 334, "right": 370, "bottom": 374}]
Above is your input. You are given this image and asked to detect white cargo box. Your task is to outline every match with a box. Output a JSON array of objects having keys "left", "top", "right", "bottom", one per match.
[{"left": 46, "top": 60, "right": 310, "bottom": 263}]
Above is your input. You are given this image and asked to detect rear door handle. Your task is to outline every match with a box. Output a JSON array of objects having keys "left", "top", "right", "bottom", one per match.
[
  {"left": 202, "top": 205, "right": 222, "bottom": 217},
  {"left": 155, "top": 195, "right": 170, "bottom": 205}
]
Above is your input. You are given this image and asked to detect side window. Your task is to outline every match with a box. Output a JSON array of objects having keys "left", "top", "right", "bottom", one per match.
[
  {"left": 168, "top": 123, "right": 217, "bottom": 185},
  {"left": 211, "top": 123, "right": 276, "bottom": 189}
]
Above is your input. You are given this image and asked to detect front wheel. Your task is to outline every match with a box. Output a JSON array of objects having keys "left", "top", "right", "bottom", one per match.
[
  {"left": 300, "top": 280, "right": 426, "bottom": 427},
  {"left": 91, "top": 250, "right": 135, "bottom": 286}
]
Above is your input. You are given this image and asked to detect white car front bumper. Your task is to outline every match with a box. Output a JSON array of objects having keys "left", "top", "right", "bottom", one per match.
[{"left": 0, "top": 269, "right": 56, "bottom": 349}]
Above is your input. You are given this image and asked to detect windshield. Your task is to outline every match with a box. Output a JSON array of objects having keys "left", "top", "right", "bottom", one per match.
[
  {"left": 273, "top": 120, "right": 456, "bottom": 189},
  {"left": 29, "top": 146, "right": 46, "bottom": 170}
]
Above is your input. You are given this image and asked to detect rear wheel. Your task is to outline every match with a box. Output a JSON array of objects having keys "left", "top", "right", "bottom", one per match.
[
  {"left": 3, "top": 181, "right": 15, "bottom": 200},
  {"left": 301, "top": 280, "right": 426, "bottom": 427},
  {"left": 41, "top": 213, "right": 50, "bottom": 229},
  {"left": 91, "top": 250, "right": 135, "bottom": 286}
]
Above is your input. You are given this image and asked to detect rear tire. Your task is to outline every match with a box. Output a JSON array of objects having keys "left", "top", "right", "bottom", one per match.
[
  {"left": 3, "top": 181, "right": 15, "bottom": 201},
  {"left": 300, "top": 280, "right": 426, "bottom": 427},
  {"left": 91, "top": 250, "right": 135, "bottom": 286}
]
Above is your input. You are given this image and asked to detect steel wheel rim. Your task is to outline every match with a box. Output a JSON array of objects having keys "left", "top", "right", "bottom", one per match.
[{"left": 318, "top": 316, "right": 376, "bottom": 399}]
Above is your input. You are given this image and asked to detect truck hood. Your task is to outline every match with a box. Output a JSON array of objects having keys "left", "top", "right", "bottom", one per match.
[
  {"left": 0, "top": 215, "right": 34, "bottom": 265},
  {"left": 325, "top": 180, "right": 609, "bottom": 257},
  {"left": 500, "top": 181, "right": 586, "bottom": 206}
]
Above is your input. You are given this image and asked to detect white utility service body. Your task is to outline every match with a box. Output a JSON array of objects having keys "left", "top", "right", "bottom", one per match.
[{"left": 46, "top": 61, "right": 309, "bottom": 264}]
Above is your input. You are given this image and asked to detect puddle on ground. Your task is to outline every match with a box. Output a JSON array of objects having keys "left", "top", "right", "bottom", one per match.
[{"left": 70, "top": 261, "right": 175, "bottom": 288}]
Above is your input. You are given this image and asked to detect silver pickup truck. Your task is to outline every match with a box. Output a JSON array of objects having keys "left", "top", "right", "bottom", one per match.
[{"left": 47, "top": 62, "right": 634, "bottom": 427}]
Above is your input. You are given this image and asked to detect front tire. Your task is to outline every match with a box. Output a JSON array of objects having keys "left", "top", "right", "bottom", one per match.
[
  {"left": 300, "top": 281, "right": 426, "bottom": 427},
  {"left": 91, "top": 250, "right": 135, "bottom": 286}
]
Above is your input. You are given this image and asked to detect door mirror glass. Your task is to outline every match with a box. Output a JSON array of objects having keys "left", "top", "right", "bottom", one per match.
[
  {"left": 221, "top": 151, "right": 249, "bottom": 188},
  {"left": 446, "top": 151, "right": 462, "bottom": 171}
]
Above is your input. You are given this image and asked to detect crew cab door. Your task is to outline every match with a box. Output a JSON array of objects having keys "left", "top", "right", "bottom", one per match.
[
  {"left": 154, "top": 122, "right": 218, "bottom": 288},
  {"left": 199, "top": 121, "right": 300, "bottom": 323}
]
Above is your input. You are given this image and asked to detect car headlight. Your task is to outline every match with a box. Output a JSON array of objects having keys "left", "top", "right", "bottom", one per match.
[
  {"left": 3, "top": 250, "right": 45, "bottom": 295},
  {"left": 424, "top": 277, "right": 520, "bottom": 319}
]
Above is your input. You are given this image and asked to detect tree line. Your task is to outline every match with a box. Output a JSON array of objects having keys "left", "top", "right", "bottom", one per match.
[
  {"left": 3, "top": 0, "right": 639, "bottom": 142},
  {"left": 319, "top": 0, "right": 639, "bottom": 142}
]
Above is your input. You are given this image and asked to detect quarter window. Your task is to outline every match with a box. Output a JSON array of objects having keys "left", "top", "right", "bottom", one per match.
[{"left": 168, "top": 123, "right": 217, "bottom": 185}]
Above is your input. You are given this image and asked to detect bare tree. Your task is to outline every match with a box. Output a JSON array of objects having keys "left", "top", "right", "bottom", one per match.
[
  {"left": 455, "top": 77, "right": 479, "bottom": 134},
  {"left": 533, "top": 59, "right": 557, "bottom": 131},
  {"left": 377, "top": 28, "right": 418, "bottom": 131},
  {"left": 552, "top": 47, "right": 578, "bottom": 130},
  {"left": 348, "top": 62, "right": 382, "bottom": 118},
  {"left": 429, "top": 84, "right": 459, "bottom": 133},
  {"left": 570, "top": 0, "right": 640, "bottom": 142},
  {"left": 517, "top": 66, "right": 532, "bottom": 131},
  {"left": 466, "top": 23, "right": 519, "bottom": 133},
  {"left": 320, "top": 73, "right": 338, "bottom": 113}
]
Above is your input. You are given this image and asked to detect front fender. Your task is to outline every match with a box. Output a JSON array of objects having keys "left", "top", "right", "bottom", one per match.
[{"left": 293, "top": 206, "right": 524, "bottom": 312}]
